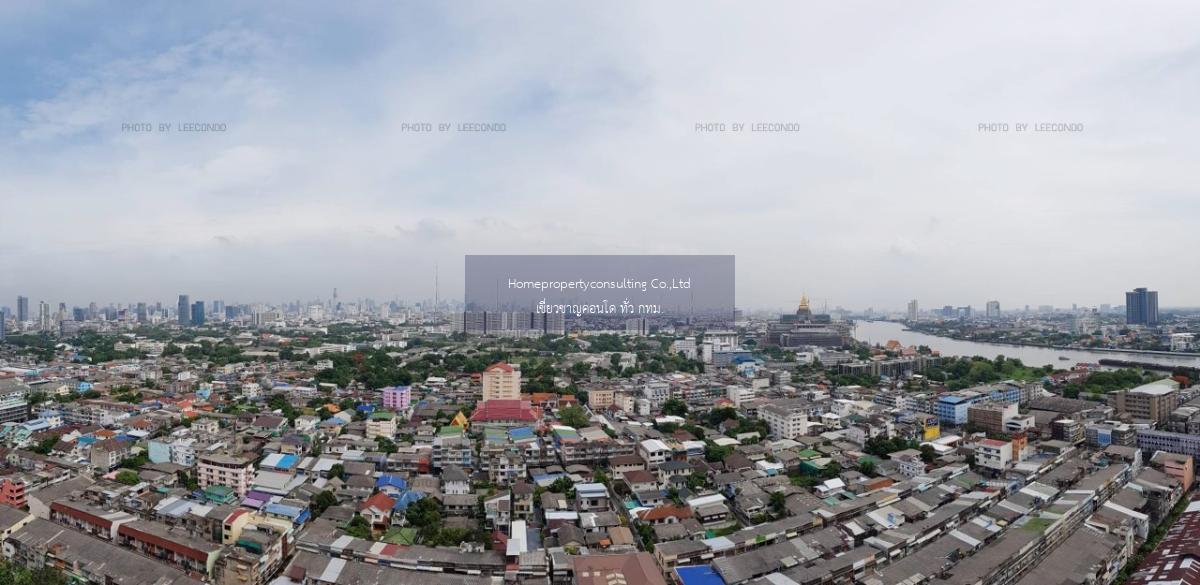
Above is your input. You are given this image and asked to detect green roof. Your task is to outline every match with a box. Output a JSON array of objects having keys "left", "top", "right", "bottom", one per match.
[
  {"left": 382, "top": 528, "right": 418, "bottom": 545},
  {"left": 203, "top": 485, "right": 237, "bottom": 503},
  {"left": 437, "top": 425, "right": 464, "bottom": 437}
]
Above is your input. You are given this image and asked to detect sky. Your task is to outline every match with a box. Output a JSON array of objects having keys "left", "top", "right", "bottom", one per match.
[{"left": 1, "top": 1, "right": 1198, "bottom": 312}]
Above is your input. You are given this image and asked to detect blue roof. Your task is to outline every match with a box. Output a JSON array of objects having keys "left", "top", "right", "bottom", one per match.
[
  {"left": 392, "top": 490, "right": 426, "bottom": 511},
  {"left": 676, "top": 565, "right": 725, "bottom": 585},
  {"left": 375, "top": 475, "right": 408, "bottom": 490},
  {"left": 938, "top": 395, "right": 969, "bottom": 404},
  {"left": 264, "top": 502, "right": 306, "bottom": 520},
  {"left": 509, "top": 427, "right": 536, "bottom": 441}
]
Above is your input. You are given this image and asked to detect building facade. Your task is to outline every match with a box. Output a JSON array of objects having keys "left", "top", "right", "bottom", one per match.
[{"left": 482, "top": 363, "right": 521, "bottom": 402}]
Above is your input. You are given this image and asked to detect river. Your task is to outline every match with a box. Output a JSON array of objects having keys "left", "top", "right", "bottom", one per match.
[{"left": 851, "top": 320, "right": 1200, "bottom": 369}]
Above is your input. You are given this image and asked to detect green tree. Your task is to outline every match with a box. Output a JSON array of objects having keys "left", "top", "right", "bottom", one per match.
[
  {"left": 548, "top": 476, "right": 576, "bottom": 496},
  {"left": 176, "top": 469, "right": 199, "bottom": 490},
  {"left": 30, "top": 434, "right": 59, "bottom": 455},
  {"left": 404, "top": 497, "right": 443, "bottom": 541},
  {"left": 558, "top": 404, "right": 590, "bottom": 428},
  {"left": 769, "top": 491, "right": 788, "bottom": 517},
  {"left": 569, "top": 362, "right": 591, "bottom": 380},
  {"left": 115, "top": 470, "right": 140, "bottom": 485},
  {"left": 345, "top": 515, "right": 372, "bottom": 539},
  {"left": 704, "top": 441, "right": 733, "bottom": 463},
  {"left": 375, "top": 436, "right": 398, "bottom": 454},
  {"left": 117, "top": 452, "right": 149, "bottom": 470},
  {"left": 313, "top": 490, "right": 339, "bottom": 517},
  {"left": 662, "top": 398, "right": 688, "bottom": 417},
  {"left": 706, "top": 407, "right": 738, "bottom": 427}
]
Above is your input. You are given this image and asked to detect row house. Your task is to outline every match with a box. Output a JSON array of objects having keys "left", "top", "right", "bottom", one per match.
[
  {"left": 384, "top": 446, "right": 432, "bottom": 475},
  {"left": 558, "top": 430, "right": 635, "bottom": 466},
  {"left": 118, "top": 520, "right": 223, "bottom": 577}
]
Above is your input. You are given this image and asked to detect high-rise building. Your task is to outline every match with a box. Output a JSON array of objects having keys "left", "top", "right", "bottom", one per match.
[
  {"left": 907, "top": 299, "right": 918, "bottom": 321},
  {"left": 16, "top": 296, "right": 28, "bottom": 323},
  {"left": 986, "top": 300, "right": 1001, "bottom": 319},
  {"left": 0, "top": 313, "right": 5, "bottom": 341},
  {"left": 136, "top": 302, "right": 148, "bottom": 323},
  {"left": 192, "top": 301, "right": 206, "bottom": 326},
  {"left": 178, "top": 295, "right": 191, "bottom": 326},
  {"left": 37, "top": 302, "right": 51, "bottom": 332},
  {"left": 0, "top": 379, "right": 29, "bottom": 424},
  {"left": 481, "top": 362, "right": 521, "bottom": 402},
  {"left": 1125, "top": 287, "right": 1159, "bottom": 327}
]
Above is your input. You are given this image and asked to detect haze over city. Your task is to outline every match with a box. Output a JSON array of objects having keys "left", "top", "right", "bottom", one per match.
[
  {"left": 3, "top": 2, "right": 1200, "bottom": 309},
  {"left": 7, "top": 4, "right": 1200, "bottom": 585}
]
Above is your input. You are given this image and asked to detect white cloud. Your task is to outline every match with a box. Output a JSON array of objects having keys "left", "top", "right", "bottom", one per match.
[{"left": 1, "top": 1, "right": 1199, "bottom": 310}]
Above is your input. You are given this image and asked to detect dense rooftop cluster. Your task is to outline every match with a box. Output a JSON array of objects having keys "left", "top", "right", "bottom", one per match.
[{"left": 0, "top": 311, "right": 1196, "bottom": 585}]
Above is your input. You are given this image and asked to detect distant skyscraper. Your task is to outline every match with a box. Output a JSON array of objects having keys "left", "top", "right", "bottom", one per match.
[
  {"left": 0, "top": 312, "right": 5, "bottom": 341},
  {"left": 178, "top": 294, "right": 191, "bottom": 326},
  {"left": 136, "top": 302, "right": 148, "bottom": 323},
  {"left": 16, "top": 296, "right": 28, "bottom": 323},
  {"left": 1125, "top": 287, "right": 1159, "bottom": 327},
  {"left": 907, "top": 299, "right": 918, "bottom": 321},
  {"left": 985, "top": 300, "right": 1000, "bottom": 319},
  {"left": 192, "top": 301, "right": 206, "bottom": 326},
  {"left": 38, "top": 302, "right": 51, "bottom": 332}
]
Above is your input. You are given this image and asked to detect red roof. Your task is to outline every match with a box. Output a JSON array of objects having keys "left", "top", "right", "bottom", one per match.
[
  {"left": 470, "top": 400, "right": 537, "bottom": 422},
  {"left": 358, "top": 491, "right": 396, "bottom": 513},
  {"left": 637, "top": 505, "right": 693, "bottom": 522},
  {"left": 485, "top": 362, "right": 515, "bottom": 373}
]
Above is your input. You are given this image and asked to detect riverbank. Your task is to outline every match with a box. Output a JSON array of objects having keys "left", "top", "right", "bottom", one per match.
[
  {"left": 889, "top": 321, "right": 1200, "bottom": 358},
  {"left": 853, "top": 320, "right": 1200, "bottom": 369}
]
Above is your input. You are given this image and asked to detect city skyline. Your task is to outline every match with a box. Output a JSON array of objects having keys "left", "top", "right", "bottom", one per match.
[
  {"left": 0, "top": 285, "right": 1191, "bottom": 317},
  {"left": 3, "top": 4, "right": 1200, "bottom": 585},
  {"left": 3, "top": 3, "right": 1200, "bottom": 308}
]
